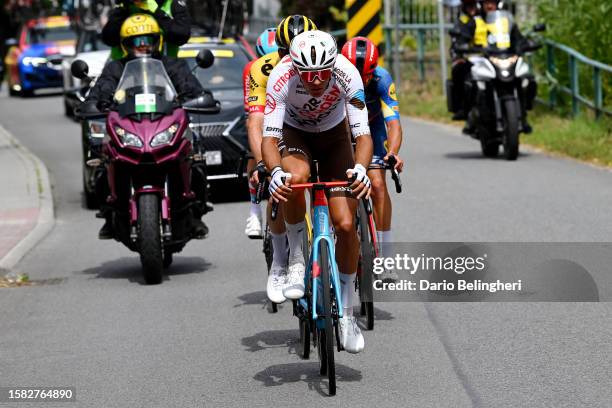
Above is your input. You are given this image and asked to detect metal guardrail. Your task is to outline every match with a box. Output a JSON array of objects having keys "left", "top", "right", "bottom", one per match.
[{"left": 543, "top": 39, "right": 612, "bottom": 118}]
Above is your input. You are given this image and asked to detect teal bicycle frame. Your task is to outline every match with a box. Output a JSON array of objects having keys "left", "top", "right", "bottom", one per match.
[{"left": 294, "top": 182, "right": 349, "bottom": 326}]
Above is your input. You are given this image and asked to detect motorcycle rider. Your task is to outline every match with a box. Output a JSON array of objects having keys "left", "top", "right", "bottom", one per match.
[
  {"left": 102, "top": 0, "right": 191, "bottom": 60},
  {"left": 86, "top": 14, "right": 207, "bottom": 239},
  {"left": 449, "top": 0, "right": 484, "bottom": 123}
]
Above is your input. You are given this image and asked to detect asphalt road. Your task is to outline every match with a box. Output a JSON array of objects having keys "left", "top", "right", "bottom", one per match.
[{"left": 0, "top": 89, "right": 611, "bottom": 408}]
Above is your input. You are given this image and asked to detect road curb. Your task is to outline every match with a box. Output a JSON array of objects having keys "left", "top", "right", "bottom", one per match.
[{"left": 0, "top": 124, "right": 55, "bottom": 272}]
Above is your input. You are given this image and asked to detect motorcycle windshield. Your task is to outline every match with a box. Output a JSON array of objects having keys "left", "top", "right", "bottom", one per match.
[
  {"left": 486, "top": 10, "right": 514, "bottom": 50},
  {"left": 113, "top": 58, "right": 177, "bottom": 117}
]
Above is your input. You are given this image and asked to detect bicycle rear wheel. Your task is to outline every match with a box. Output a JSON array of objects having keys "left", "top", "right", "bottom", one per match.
[
  {"left": 317, "top": 241, "right": 336, "bottom": 396},
  {"left": 357, "top": 201, "right": 375, "bottom": 330}
]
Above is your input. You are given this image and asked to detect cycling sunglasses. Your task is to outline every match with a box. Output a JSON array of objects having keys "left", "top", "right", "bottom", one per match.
[
  {"left": 130, "top": 35, "right": 155, "bottom": 48},
  {"left": 297, "top": 68, "right": 333, "bottom": 83}
]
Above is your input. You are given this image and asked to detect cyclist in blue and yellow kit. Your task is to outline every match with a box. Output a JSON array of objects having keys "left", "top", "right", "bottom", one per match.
[{"left": 342, "top": 37, "right": 404, "bottom": 280}]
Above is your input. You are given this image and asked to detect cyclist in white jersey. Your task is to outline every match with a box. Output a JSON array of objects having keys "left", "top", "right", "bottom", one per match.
[{"left": 261, "top": 30, "right": 373, "bottom": 353}]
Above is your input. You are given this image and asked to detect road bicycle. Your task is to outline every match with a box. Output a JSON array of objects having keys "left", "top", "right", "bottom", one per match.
[
  {"left": 356, "top": 155, "right": 402, "bottom": 330},
  {"left": 270, "top": 178, "right": 353, "bottom": 396}
]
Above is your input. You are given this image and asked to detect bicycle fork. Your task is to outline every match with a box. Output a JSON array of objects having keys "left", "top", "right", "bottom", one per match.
[{"left": 302, "top": 186, "right": 343, "bottom": 322}]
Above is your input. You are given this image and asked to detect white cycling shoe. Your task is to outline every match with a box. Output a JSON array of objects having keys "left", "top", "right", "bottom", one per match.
[
  {"left": 244, "top": 214, "right": 263, "bottom": 238},
  {"left": 283, "top": 260, "right": 305, "bottom": 300},
  {"left": 267, "top": 264, "right": 287, "bottom": 304},
  {"left": 338, "top": 315, "right": 365, "bottom": 354}
]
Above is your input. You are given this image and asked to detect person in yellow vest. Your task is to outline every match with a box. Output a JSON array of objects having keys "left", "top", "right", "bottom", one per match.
[
  {"left": 102, "top": 0, "right": 191, "bottom": 59},
  {"left": 449, "top": 0, "right": 486, "bottom": 123}
]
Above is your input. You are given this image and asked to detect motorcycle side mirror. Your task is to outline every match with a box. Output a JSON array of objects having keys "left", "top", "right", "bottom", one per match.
[
  {"left": 71, "top": 59, "right": 91, "bottom": 80},
  {"left": 5, "top": 38, "right": 18, "bottom": 47},
  {"left": 183, "top": 91, "right": 221, "bottom": 114},
  {"left": 196, "top": 49, "right": 215, "bottom": 69},
  {"left": 533, "top": 23, "right": 546, "bottom": 32}
]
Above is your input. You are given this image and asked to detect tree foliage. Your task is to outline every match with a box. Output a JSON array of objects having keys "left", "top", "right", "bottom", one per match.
[{"left": 535, "top": 0, "right": 611, "bottom": 64}]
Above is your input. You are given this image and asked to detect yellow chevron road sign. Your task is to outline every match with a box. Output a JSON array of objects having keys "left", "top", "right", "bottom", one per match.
[{"left": 346, "top": 0, "right": 383, "bottom": 63}]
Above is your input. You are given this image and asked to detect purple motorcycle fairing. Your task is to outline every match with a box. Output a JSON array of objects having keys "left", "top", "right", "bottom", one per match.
[
  {"left": 103, "top": 107, "right": 194, "bottom": 227},
  {"left": 105, "top": 108, "right": 192, "bottom": 165}
]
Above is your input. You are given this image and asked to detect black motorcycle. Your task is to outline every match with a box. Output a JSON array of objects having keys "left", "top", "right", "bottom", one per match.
[{"left": 448, "top": 11, "right": 543, "bottom": 160}]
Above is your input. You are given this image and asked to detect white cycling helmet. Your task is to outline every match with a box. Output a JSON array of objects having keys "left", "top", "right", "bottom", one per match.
[{"left": 289, "top": 30, "right": 338, "bottom": 72}]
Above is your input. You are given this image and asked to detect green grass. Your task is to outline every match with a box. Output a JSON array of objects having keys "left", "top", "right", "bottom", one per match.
[{"left": 398, "top": 76, "right": 612, "bottom": 167}]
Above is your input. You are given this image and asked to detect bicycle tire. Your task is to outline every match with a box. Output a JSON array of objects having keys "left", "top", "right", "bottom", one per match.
[
  {"left": 317, "top": 241, "right": 336, "bottom": 395},
  {"left": 357, "top": 201, "right": 375, "bottom": 330},
  {"left": 298, "top": 316, "right": 310, "bottom": 359}
]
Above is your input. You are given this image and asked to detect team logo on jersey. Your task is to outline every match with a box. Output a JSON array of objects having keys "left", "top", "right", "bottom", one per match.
[
  {"left": 264, "top": 93, "right": 277, "bottom": 115},
  {"left": 272, "top": 68, "right": 297, "bottom": 92},
  {"left": 388, "top": 83, "right": 398, "bottom": 101},
  {"left": 261, "top": 58, "right": 274, "bottom": 76}
]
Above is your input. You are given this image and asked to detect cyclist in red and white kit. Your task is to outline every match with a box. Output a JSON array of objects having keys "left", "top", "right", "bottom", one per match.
[{"left": 261, "top": 30, "right": 373, "bottom": 353}]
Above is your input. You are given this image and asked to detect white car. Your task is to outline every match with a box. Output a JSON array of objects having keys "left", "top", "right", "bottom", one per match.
[{"left": 62, "top": 30, "right": 110, "bottom": 118}]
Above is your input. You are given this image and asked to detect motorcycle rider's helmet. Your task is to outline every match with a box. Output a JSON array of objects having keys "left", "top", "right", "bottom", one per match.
[
  {"left": 255, "top": 27, "right": 279, "bottom": 57},
  {"left": 479, "top": 0, "right": 499, "bottom": 13},
  {"left": 275, "top": 15, "right": 317, "bottom": 54},
  {"left": 341, "top": 36, "right": 379, "bottom": 86},
  {"left": 289, "top": 30, "right": 337, "bottom": 84},
  {"left": 120, "top": 14, "right": 163, "bottom": 58},
  {"left": 461, "top": 0, "right": 479, "bottom": 14}
]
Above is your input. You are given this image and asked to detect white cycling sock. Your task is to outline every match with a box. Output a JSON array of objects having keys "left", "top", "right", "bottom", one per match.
[
  {"left": 339, "top": 272, "right": 356, "bottom": 317},
  {"left": 380, "top": 229, "right": 393, "bottom": 258},
  {"left": 377, "top": 230, "right": 384, "bottom": 247},
  {"left": 270, "top": 232, "right": 288, "bottom": 268},
  {"left": 285, "top": 221, "right": 305, "bottom": 263}
]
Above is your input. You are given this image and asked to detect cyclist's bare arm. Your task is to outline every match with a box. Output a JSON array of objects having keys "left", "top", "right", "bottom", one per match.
[
  {"left": 247, "top": 112, "right": 264, "bottom": 163},
  {"left": 351, "top": 134, "right": 374, "bottom": 198},
  {"left": 385, "top": 119, "right": 404, "bottom": 172}
]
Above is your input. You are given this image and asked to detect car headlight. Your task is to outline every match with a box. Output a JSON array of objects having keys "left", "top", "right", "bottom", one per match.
[
  {"left": 22, "top": 57, "right": 47, "bottom": 67},
  {"left": 88, "top": 121, "right": 106, "bottom": 138},
  {"left": 150, "top": 123, "right": 180, "bottom": 147},
  {"left": 114, "top": 126, "right": 143, "bottom": 148},
  {"left": 489, "top": 55, "right": 518, "bottom": 70}
]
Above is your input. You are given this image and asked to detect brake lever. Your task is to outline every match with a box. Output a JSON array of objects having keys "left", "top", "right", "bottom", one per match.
[{"left": 386, "top": 155, "right": 402, "bottom": 194}]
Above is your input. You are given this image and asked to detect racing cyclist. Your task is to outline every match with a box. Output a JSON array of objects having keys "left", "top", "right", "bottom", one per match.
[
  {"left": 246, "top": 15, "right": 318, "bottom": 304},
  {"left": 243, "top": 27, "right": 279, "bottom": 239},
  {"left": 262, "top": 30, "right": 373, "bottom": 353},
  {"left": 342, "top": 37, "right": 403, "bottom": 281}
]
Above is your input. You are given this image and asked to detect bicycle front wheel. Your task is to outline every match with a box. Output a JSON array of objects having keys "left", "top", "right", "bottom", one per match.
[{"left": 317, "top": 241, "right": 336, "bottom": 396}]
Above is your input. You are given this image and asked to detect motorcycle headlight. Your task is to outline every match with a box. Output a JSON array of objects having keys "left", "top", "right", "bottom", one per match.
[
  {"left": 151, "top": 123, "right": 180, "bottom": 147},
  {"left": 88, "top": 121, "right": 106, "bottom": 138},
  {"left": 490, "top": 55, "right": 518, "bottom": 70},
  {"left": 114, "top": 126, "right": 143, "bottom": 148},
  {"left": 22, "top": 57, "right": 48, "bottom": 67}
]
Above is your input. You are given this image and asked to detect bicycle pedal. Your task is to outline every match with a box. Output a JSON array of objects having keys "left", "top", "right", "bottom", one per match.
[{"left": 248, "top": 234, "right": 264, "bottom": 240}]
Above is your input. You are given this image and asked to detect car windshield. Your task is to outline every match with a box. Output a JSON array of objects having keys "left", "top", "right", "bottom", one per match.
[
  {"left": 183, "top": 48, "right": 248, "bottom": 90},
  {"left": 114, "top": 58, "right": 177, "bottom": 116},
  {"left": 28, "top": 26, "right": 75, "bottom": 44},
  {"left": 77, "top": 31, "right": 110, "bottom": 53},
  {"left": 485, "top": 10, "right": 514, "bottom": 50}
]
